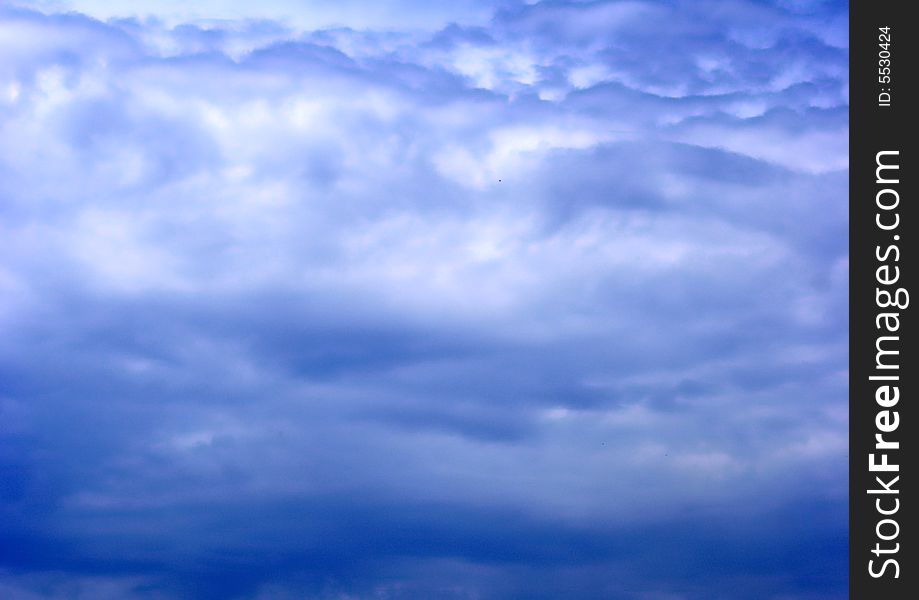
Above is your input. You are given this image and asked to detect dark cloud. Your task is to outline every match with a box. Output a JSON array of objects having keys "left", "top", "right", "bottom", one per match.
[{"left": 0, "top": 1, "right": 847, "bottom": 598}]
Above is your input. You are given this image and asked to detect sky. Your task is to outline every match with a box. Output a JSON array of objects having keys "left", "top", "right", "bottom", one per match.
[{"left": 0, "top": 1, "right": 849, "bottom": 599}]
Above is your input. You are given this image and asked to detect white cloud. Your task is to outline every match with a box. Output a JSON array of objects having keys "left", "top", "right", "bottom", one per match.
[{"left": 0, "top": 2, "right": 849, "bottom": 598}]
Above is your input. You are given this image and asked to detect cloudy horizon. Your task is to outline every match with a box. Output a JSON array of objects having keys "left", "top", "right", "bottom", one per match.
[{"left": 0, "top": 1, "right": 848, "bottom": 598}]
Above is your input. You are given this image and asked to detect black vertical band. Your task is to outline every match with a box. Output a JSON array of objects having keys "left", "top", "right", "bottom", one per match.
[{"left": 850, "top": 1, "right": 915, "bottom": 598}]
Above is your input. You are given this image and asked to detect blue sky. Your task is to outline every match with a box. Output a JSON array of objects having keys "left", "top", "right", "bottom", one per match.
[{"left": 0, "top": 1, "right": 848, "bottom": 598}]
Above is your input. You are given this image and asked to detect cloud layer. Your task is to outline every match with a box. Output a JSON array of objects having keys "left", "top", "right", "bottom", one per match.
[{"left": 1, "top": 1, "right": 848, "bottom": 598}]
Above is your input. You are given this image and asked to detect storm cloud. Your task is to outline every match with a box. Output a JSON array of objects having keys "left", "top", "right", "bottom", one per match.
[{"left": 0, "top": 1, "right": 848, "bottom": 598}]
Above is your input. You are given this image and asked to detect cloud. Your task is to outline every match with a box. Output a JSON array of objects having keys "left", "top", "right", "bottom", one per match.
[{"left": 1, "top": 1, "right": 847, "bottom": 598}]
